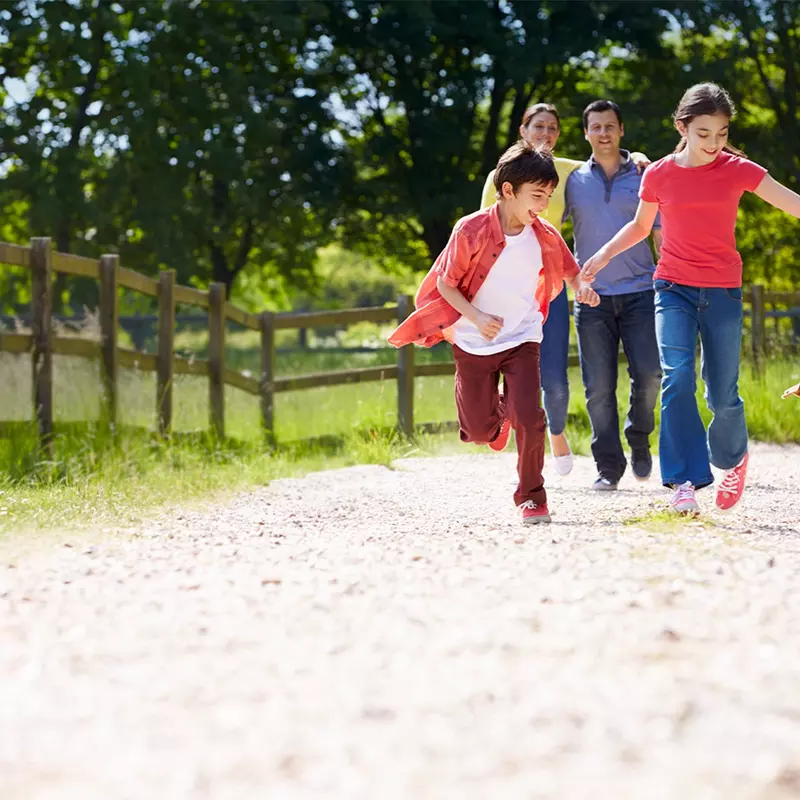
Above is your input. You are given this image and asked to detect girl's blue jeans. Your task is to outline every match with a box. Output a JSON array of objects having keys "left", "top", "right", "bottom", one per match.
[{"left": 654, "top": 279, "right": 748, "bottom": 489}]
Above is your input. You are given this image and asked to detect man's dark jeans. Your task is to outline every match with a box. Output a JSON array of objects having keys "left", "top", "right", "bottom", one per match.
[{"left": 574, "top": 290, "right": 661, "bottom": 483}]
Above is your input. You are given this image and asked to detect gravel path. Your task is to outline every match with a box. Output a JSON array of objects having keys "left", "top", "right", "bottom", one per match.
[{"left": 2, "top": 443, "right": 800, "bottom": 800}]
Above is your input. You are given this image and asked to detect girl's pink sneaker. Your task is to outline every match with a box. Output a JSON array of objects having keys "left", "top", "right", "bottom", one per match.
[{"left": 670, "top": 482, "right": 699, "bottom": 515}]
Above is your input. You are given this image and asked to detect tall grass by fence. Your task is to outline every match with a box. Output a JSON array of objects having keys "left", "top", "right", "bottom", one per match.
[{"left": 1, "top": 237, "right": 799, "bottom": 456}]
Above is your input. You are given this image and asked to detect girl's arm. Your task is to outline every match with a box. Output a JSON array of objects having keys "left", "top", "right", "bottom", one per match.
[
  {"left": 580, "top": 200, "right": 660, "bottom": 280},
  {"left": 753, "top": 175, "right": 800, "bottom": 218}
]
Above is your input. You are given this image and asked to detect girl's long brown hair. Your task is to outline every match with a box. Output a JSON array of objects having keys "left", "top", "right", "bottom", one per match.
[{"left": 673, "top": 83, "right": 746, "bottom": 157}]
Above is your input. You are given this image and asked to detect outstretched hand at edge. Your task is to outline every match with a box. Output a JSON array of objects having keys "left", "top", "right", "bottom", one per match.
[{"left": 782, "top": 381, "right": 800, "bottom": 399}]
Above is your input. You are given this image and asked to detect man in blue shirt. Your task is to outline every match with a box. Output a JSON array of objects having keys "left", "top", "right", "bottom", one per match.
[{"left": 564, "top": 100, "right": 662, "bottom": 491}]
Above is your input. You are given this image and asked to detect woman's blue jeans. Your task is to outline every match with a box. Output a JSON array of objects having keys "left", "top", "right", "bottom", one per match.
[
  {"left": 655, "top": 280, "right": 748, "bottom": 489},
  {"left": 540, "top": 284, "right": 570, "bottom": 436}
]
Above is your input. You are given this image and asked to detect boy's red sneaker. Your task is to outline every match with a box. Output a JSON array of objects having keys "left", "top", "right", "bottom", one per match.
[
  {"left": 488, "top": 418, "right": 511, "bottom": 452},
  {"left": 715, "top": 451, "right": 749, "bottom": 511},
  {"left": 519, "top": 500, "right": 551, "bottom": 524}
]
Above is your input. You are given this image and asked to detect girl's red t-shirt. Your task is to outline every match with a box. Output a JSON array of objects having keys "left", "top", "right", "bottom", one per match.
[{"left": 639, "top": 151, "right": 767, "bottom": 288}]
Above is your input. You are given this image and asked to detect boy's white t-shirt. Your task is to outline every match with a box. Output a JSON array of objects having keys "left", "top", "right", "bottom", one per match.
[{"left": 452, "top": 224, "right": 544, "bottom": 355}]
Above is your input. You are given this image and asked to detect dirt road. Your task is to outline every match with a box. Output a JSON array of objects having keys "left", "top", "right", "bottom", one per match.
[{"left": 2, "top": 444, "right": 800, "bottom": 799}]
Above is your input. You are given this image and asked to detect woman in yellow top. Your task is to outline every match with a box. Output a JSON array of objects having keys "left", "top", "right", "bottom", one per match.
[{"left": 481, "top": 102, "right": 648, "bottom": 475}]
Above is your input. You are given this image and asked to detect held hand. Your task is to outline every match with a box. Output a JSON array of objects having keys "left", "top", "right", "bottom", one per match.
[
  {"left": 575, "top": 283, "right": 600, "bottom": 307},
  {"left": 475, "top": 311, "right": 504, "bottom": 341},
  {"left": 782, "top": 382, "right": 800, "bottom": 399},
  {"left": 580, "top": 249, "right": 610, "bottom": 282}
]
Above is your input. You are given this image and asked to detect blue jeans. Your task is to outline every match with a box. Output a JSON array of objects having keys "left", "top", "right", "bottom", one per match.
[
  {"left": 575, "top": 290, "right": 661, "bottom": 482},
  {"left": 540, "top": 284, "right": 570, "bottom": 436},
  {"left": 655, "top": 280, "right": 747, "bottom": 489}
]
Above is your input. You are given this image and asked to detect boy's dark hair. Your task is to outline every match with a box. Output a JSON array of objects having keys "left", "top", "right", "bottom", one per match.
[
  {"left": 493, "top": 141, "right": 558, "bottom": 200},
  {"left": 582, "top": 100, "right": 623, "bottom": 129}
]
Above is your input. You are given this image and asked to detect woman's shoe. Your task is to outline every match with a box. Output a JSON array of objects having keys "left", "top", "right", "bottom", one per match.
[{"left": 551, "top": 434, "right": 573, "bottom": 476}]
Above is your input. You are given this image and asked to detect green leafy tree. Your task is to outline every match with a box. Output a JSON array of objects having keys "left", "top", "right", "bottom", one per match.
[
  {"left": 324, "top": 0, "right": 686, "bottom": 265},
  {"left": 97, "top": 0, "right": 351, "bottom": 300},
  {"left": 0, "top": 0, "right": 144, "bottom": 310}
]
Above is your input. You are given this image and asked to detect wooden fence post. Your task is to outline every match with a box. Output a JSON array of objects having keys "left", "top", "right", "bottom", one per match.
[
  {"left": 30, "top": 237, "right": 53, "bottom": 455},
  {"left": 751, "top": 283, "right": 766, "bottom": 376},
  {"left": 99, "top": 254, "right": 119, "bottom": 428},
  {"left": 157, "top": 269, "right": 176, "bottom": 435},
  {"left": 259, "top": 310, "right": 276, "bottom": 446},
  {"left": 396, "top": 293, "right": 414, "bottom": 438},
  {"left": 208, "top": 282, "right": 226, "bottom": 439}
]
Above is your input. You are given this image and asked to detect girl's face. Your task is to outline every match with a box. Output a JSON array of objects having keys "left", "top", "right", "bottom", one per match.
[
  {"left": 676, "top": 113, "right": 730, "bottom": 165},
  {"left": 521, "top": 112, "right": 560, "bottom": 151}
]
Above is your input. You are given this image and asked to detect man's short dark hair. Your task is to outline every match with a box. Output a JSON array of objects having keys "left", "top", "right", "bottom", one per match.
[
  {"left": 583, "top": 100, "right": 623, "bottom": 129},
  {"left": 493, "top": 141, "right": 558, "bottom": 199}
]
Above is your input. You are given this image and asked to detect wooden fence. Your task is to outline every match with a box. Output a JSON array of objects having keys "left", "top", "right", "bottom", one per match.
[
  {"left": 1, "top": 237, "right": 798, "bottom": 455},
  {"left": 0, "top": 238, "right": 441, "bottom": 454}
]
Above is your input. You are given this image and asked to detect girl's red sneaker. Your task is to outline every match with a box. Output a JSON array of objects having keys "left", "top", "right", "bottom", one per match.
[{"left": 715, "top": 451, "right": 749, "bottom": 511}]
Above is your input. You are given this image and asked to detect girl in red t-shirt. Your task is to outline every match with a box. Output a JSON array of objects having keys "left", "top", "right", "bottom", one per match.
[{"left": 581, "top": 83, "right": 800, "bottom": 515}]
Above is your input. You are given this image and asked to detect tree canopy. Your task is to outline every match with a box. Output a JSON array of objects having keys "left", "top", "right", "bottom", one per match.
[{"left": 1, "top": 0, "right": 798, "bottom": 312}]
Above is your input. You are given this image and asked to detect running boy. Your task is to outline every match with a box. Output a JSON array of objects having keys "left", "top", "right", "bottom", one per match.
[
  {"left": 580, "top": 83, "right": 800, "bottom": 514},
  {"left": 389, "top": 143, "right": 599, "bottom": 524}
]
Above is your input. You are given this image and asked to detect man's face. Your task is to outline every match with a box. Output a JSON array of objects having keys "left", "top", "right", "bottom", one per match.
[
  {"left": 584, "top": 110, "right": 624, "bottom": 157},
  {"left": 502, "top": 180, "right": 554, "bottom": 225}
]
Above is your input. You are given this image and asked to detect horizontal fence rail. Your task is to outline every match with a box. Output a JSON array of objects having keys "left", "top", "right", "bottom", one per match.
[
  {"left": 1, "top": 236, "right": 798, "bottom": 453},
  {"left": 0, "top": 238, "right": 429, "bottom": 450}
]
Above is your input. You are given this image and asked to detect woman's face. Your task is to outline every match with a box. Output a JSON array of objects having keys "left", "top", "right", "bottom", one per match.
[{"left": 520, "top": 111, "right": 560, "bottom": 151}]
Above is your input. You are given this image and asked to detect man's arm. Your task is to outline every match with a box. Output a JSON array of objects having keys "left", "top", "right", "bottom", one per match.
[
  {"left": 630, "top": 151, "right": 651, "bottom": 174},
  {"left": 436, "top": 276, "right": 503, "bottom": 341}
]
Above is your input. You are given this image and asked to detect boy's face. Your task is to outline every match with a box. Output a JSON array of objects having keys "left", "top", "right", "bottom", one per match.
[{"left": 501, "top": 180, "right": 554, "bottom": 225}]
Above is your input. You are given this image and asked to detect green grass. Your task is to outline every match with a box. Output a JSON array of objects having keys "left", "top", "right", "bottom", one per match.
[
  {"left": 622, "top": 508, "right": 718, "bottom": 532},
  {"left": 0, "top": 420, "right": 466, "bottom": 537},
  {"left": 1, "top": 346, "right": 799, "bottom": 536}
]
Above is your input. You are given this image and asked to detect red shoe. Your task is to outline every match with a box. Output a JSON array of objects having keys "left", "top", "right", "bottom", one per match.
[
  {"left": 488, "top": 418, "right": 511, "bottom": 452},
  {"left": 519, "top": 500, "right": 551, "bottom": 524},
  {"left": 715, "top": 452, "right": 749, "bottom": 511}
]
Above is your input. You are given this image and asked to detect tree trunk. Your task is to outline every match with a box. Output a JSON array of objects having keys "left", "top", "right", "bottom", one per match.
[
  {"left": 480, "top": 67, "right": 508, "bottom": 178},
  {"left": 421, "top": 218, "right": 454, "bottom": 262}
]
